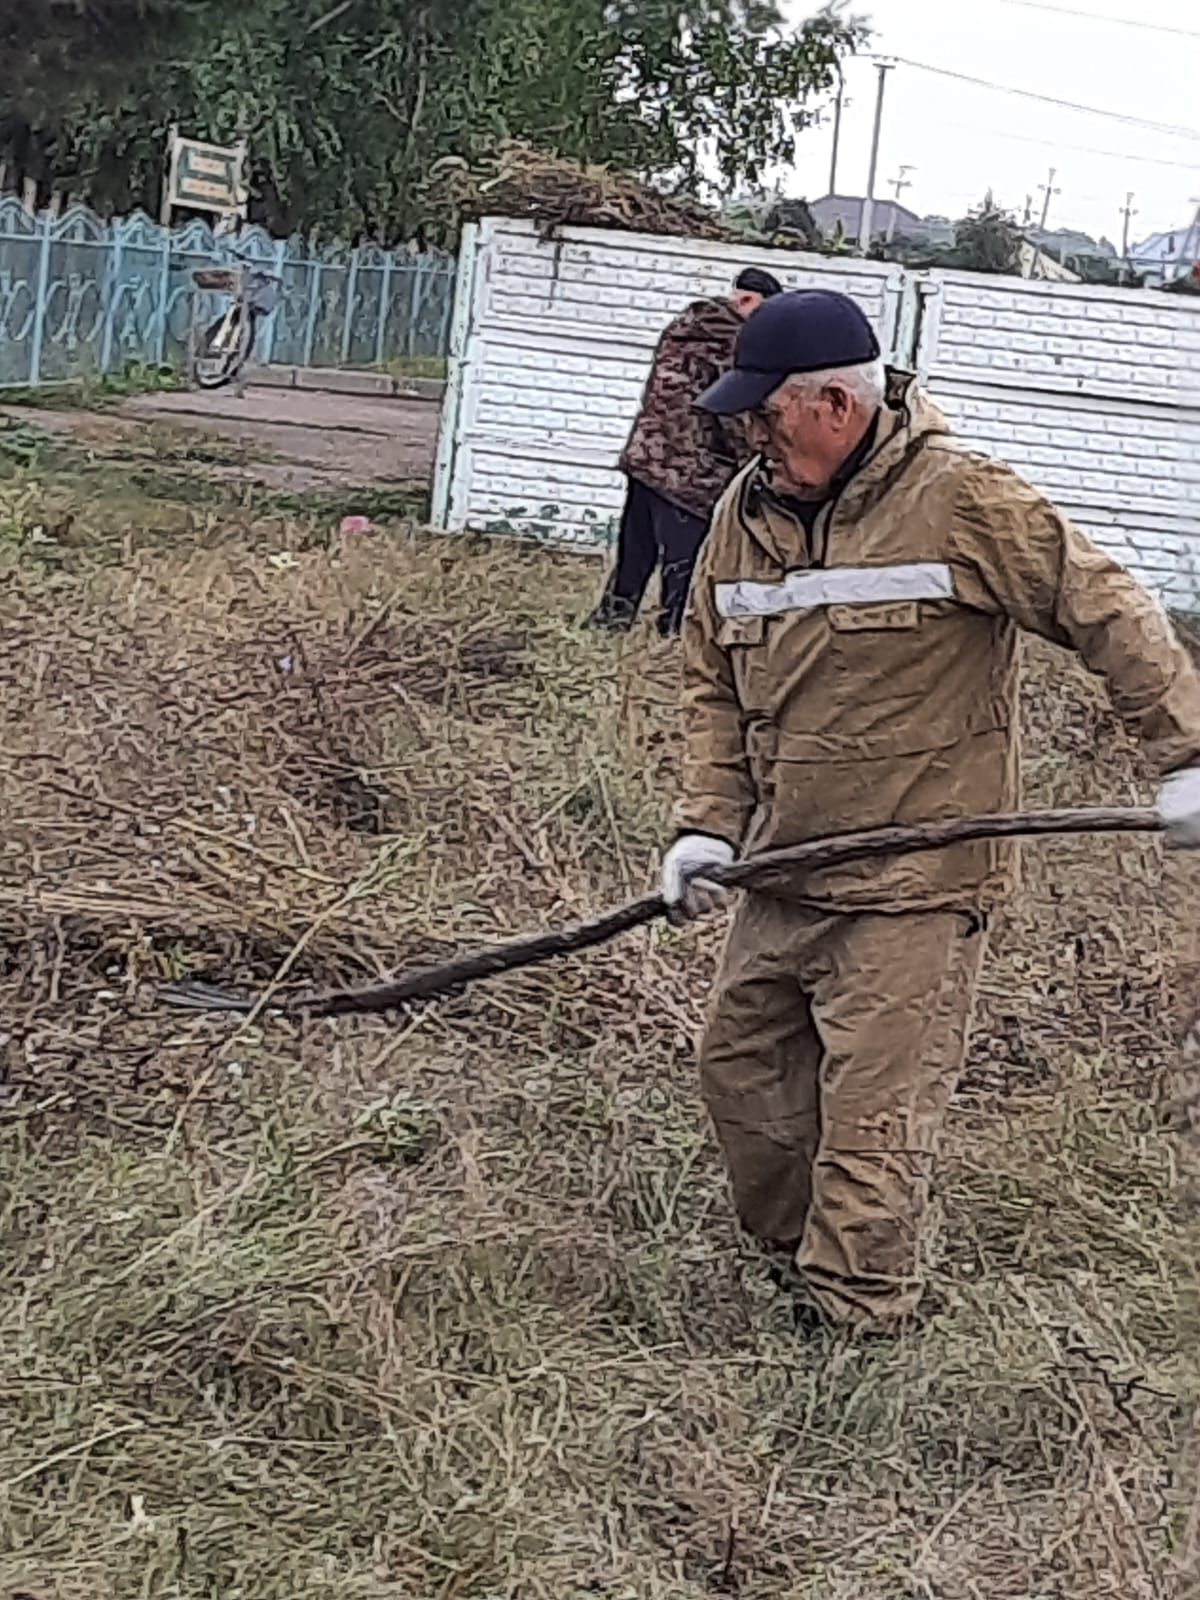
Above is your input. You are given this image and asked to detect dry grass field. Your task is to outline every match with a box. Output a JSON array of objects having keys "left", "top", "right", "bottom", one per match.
[{"left": 1, "top": 413, "right": 1198, "bottom": 1598}]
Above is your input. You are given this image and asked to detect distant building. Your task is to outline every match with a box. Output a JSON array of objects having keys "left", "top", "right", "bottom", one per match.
[
  {"left": 1129, "top": 225, "right": 1200, "bottom": 288},
  {"left": 809, "top": 193, "right": 922, "bottom": 242}
]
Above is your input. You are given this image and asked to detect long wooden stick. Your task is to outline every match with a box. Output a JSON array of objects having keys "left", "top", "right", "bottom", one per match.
[{"left": 161, "top": 806, "right": 1161, "bottom": 1020}]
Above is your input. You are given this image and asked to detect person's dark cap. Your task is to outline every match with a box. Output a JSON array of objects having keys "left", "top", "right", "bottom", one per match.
[
  {"left": 698, "top": 288, "right": 881, "bottom": 415},
  {"left": 733, "top": 266, "right": 783, "bottom": 298}
]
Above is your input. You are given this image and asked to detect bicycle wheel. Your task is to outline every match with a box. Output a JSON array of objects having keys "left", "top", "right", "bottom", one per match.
[{"left": 193, "top": 307, "right": 256, "bottom": 390}]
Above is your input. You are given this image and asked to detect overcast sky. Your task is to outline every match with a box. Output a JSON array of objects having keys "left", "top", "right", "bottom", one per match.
[{"left": 786, "top": 0, "right": 1199, "bottom": 245}]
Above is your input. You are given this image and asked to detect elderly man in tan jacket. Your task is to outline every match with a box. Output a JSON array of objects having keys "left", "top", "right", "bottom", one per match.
[{"left": 662, "top": 287, "right": 1200, "bottom": 1335}]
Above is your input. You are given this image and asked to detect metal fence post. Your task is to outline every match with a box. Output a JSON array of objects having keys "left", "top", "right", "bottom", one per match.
[
  {"left": 261, "top": 237, "right": 288, "bottom": 365},
  {"left": 27, "top": 209, "right": 54, "bottom": 386},
  {"left": 302, "top": 258, "right": 322, "bottom": 367},
  {"left": 154, "top": 222, "right": 172, "bottom": 365},
  {"left": 340, "top": 245, "right": 360, "bottom": 365},
  {"left": 401, "top": 259, "right": 416, "bottom": 358},
  {"left": 437, "top": 260, "right": 455, "bottom": 355},
  {"left": 374, "top": 250, "right": 394, "bottom": 367},
  {"left": 98, "top": 220, "right": 124, "bottom": 376}
]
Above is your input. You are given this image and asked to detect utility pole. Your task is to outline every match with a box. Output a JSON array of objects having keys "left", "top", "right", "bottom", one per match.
[
  {"left": 1022, "top": 194, "right": 1033, "bottom": 228},
  {"left": 1119, "top": 191, "right": 1137, "bottom": 285},
  {"left": 1037, "top": 166, "right": 1060, "bottom": 233},
  {"left": 889, "top": 166, "right": 915, "bottom": 205},
  {"left": 858, "top": 59, "right": 895, "bottom": 254},
  {"left": 886, "top": 165, "right": 915, "bottom": 242},
  {"left": 828, "top": 66, "right": 849, "bottom": 196}
]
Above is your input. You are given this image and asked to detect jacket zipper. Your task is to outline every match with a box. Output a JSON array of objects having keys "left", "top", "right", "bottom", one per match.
[
  {"left": 812, "top": 482, "right": 849, "bottom": 569},
  {"left": 812, "top": 432, "right": 936, "bottom": 568}
]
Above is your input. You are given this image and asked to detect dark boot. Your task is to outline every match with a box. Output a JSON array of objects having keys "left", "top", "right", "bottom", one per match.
[{"left": 583, "top": 588, "right": 637, "bottom": 632}]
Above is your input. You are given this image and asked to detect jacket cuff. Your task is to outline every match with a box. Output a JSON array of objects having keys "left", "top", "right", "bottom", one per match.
[{"left": 671, "top": 798, "right": 747, "bottom": 852}]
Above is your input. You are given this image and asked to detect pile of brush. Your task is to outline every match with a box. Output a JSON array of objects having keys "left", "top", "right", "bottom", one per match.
[{"left": 426, "top": 140, "right": 749, "bottom": 244}]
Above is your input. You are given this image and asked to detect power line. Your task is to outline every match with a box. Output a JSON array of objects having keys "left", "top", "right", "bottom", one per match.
[
  {"left": 892, "top": 57, "right": 1200, "bottom": 142},
  {"left": 934, "top": 119, "right": 1200, "bottom": 172},
  {"left": 988, "top": 0, "right": 1200, "bottom": 40}
]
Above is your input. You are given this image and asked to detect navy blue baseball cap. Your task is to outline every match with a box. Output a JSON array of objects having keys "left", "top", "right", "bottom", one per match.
[{"left": 698, "top": 288, "right": 881, "bottom": 415}]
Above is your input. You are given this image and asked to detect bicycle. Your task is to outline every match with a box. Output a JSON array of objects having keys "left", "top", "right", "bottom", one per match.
[{"left": 189, "top": 262, "right": 281, "bottom": 390}]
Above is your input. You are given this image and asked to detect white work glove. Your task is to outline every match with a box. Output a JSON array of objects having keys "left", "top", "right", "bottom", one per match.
[
  {"left": 661, "top": 834, "right": 736, "bottom": 921},
  {"left": 1158, "top": 767, "right": 1200, "bottom": 846}
]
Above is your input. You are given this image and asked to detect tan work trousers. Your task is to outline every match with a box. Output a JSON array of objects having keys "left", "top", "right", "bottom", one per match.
[{"left": 700, "top": 897, "right": 987, "bottom": 1331}]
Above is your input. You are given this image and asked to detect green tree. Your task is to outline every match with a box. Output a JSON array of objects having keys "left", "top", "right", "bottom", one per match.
[
  {"left": 951, "top": 192, "right": 1023, "bottom": 275},
  {"left": 0, "top": 0, "right": 242, "bottom": 199},
  {"left": 872, "top": 193, "right": 1027, "bottom": 277},
  {"left": 2, "top": 2, "right": 213, "bottom": 118},
  {"left": 4, "top": 0, "right": 864, "bottom": 240}
]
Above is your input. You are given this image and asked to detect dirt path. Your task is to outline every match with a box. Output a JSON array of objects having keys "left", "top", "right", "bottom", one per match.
[{"left": 2, "top": 383, "right": 441, "bottom": 492}]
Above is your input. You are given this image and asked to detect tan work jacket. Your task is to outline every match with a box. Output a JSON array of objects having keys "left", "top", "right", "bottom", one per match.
[{"left": 676, "top": 372, "right": 1200, "bottom": 910}]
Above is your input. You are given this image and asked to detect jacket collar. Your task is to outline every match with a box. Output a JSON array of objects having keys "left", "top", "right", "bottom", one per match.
[{"left": 735, "top": 370, "right": 951, "bottom": 567}]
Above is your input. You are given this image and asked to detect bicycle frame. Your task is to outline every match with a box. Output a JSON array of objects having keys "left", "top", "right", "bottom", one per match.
[{"left": 188, "top": 255, "right": 280, "bottom": 392}]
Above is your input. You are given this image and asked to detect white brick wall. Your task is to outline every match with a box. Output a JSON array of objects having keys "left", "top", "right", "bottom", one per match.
[
  {"left": 433, "top": 222, "right": 1200, "bottom": 606},
  {"left": 434, "top": 219, "right": 903, "bottom": 547},
  {"left": 917, "top": 272, "right": 1200, "bottom": 604}
]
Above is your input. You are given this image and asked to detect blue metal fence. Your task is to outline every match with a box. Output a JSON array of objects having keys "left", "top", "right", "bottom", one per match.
[{"left": 0, "top": 199, "right": 458, "bottom": 388}]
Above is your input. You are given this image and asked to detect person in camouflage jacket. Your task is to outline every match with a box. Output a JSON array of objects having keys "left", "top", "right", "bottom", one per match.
[{"left": 587, "top": 267, "right": 782, "bottom": 637}]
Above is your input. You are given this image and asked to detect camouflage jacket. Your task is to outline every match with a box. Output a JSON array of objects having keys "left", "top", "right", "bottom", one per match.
[{"left": 619, "top": 297, "right": 747, "bottom": 520}]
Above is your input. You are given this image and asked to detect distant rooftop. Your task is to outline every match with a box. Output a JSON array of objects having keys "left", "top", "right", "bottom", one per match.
[{"left": 809, "top": 193, "right": 922, "bottom": 239}]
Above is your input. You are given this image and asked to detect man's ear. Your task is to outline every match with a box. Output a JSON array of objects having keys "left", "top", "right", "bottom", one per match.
[{"left": 824, "top": 383, "right": 854, "bottom": 425}]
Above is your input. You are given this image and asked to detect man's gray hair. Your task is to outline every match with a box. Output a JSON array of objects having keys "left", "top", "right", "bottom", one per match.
[{"left": 783, "top": 357, "right": 887, "bottom": 410}]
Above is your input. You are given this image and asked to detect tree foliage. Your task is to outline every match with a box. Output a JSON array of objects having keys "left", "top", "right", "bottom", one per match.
[
  {"left": 0, "top": 0, "right": 244, "bottom": 193},
  {"left": 2, "top": 1, "right": 213, "bottom": 119},
  {"left": 952, "top": 194, "right": 1024, "bottom": 276},
  {"left": 2, "top": 0, "right": 864, "bottom": 241},
  {"left": 873, "top": 193, "right": 1026, "bottom": 276}
]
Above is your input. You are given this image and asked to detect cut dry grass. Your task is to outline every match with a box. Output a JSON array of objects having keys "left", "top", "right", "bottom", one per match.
[{"left": 1, "top": 418, "right": 1198, "bottom": 1598}]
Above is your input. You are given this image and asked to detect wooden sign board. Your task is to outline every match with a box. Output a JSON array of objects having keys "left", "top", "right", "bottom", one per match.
[{"left": 163, "top": 130, "right": 248, "bottom": 222}]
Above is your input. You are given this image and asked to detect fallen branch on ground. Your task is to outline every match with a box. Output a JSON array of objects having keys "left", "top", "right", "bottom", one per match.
[{"left": 161, "top": 806, "right": 1161, "bottom": 1020}]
